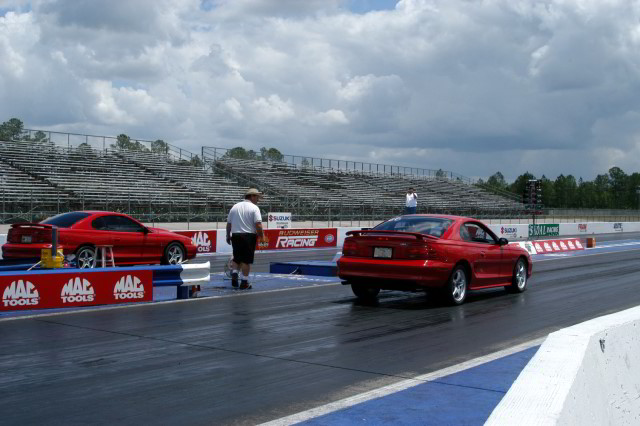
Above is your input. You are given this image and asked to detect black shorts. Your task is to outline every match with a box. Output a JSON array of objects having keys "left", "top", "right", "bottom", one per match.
[{"left": 231, "top": 233, "right": 258, "bottom": 265}]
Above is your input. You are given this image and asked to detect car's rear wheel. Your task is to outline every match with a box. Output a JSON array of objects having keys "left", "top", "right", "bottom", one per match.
[
  {"left": 75, "top": 245, "right": 96, "bottom": 269},
  {"left": 445, "top": 265, "right": 468, "bottom": 305},
  {"left": 163, "top": 242, "right": 185, "bottom": 265},
  {"left": 351, "top": 283, "right": 380, "bottom": 301},
  {"left": 507, "top": 258, "right": 528, "bottom": 293}
]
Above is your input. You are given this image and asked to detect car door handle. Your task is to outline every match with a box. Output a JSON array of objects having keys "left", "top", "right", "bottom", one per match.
[
  {"left": 480, "top": 251, "right": 486, "bottom": 257},
  {"left": 114, "top": 238, "right": 122, "bottom": 242}
]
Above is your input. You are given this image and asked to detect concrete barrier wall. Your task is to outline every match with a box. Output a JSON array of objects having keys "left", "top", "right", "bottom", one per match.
[{"left": 486, "top": 305, "right": 640, "bottom": 425}]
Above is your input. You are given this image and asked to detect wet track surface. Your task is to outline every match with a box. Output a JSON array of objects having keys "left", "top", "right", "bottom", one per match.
[{"left": 2, "top": 233, "right": 640, "bottom": 425}]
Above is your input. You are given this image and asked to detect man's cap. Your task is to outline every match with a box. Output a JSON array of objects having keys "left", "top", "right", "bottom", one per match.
[{"left": 245, "top": 188, "right": 262, "bottom": 196}]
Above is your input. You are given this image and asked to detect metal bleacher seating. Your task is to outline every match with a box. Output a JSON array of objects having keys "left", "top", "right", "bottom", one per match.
[{"left": 0, "top": 138, "right": 523, "bottom": 222}]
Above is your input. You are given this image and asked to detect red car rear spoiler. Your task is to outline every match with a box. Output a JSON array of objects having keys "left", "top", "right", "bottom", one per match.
[
  {"left": 345, "top": 230, "right": 437, "bottom": 240},
  {"left": 9, "top": 223, "right": 53, "bottom": 230}
]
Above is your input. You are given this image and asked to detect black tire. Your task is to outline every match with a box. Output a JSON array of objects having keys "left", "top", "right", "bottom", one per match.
[
  {"left": 163, "top": 242, "right": 185, "bottom": 265},
  {"left": 444, "top": 265, "right": 468, "bottom": 305},
  {"left": 75, "top": 245, "right": 96, "bottom": 269},
  {"left": 507, "top": 258, "right": 528, "bottom": 293},
  {"left": 351, "top": 283, "right": 380, "bottom": 301}
]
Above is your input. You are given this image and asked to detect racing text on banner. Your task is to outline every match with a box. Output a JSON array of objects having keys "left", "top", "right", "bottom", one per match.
[{"left": 257, "top": 228, "right": 337, "bottom": 250}]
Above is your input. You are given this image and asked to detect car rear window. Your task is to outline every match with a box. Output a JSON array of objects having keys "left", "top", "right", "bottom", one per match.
[
  {"left": 373, "top": 216, "right": 454, "bottom": 237},
  {"left": 41, "top": 212, "right": 91, "bottom": 228}
]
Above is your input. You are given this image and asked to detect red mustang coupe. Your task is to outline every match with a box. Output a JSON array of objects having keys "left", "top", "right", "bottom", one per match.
[
  {"left": 2, "top": 211, "right": 197, "bottom": 268},
  {"left": 338, "top": 215, "right": 532, "bottom": 305}
]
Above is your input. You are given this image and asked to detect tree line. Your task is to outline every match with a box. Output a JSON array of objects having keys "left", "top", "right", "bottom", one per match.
[
  {"left": 1, "top": 117, "right": 284, "bottom": 167},
  {"left": 482, "top": 169, "right": 640, "bottom": 209}
]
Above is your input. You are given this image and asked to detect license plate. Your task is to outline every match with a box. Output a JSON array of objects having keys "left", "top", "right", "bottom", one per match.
[
  {"left": 21, "top": 235, "right": 32, "bottom": 243},
  {"left": 374, "top": 247, "right": 392, "bottom": 258}
]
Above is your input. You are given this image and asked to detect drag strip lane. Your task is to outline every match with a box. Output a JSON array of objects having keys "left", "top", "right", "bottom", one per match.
[{"left": 1, "top": 246, "right": 640, "bottom": 425}]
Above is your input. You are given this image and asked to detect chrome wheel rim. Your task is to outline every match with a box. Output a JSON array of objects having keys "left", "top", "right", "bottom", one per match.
[
  {"left": 452, "top": 269, "right": 466, "bottom": 302},
  {"left": 77, "top": 248, "right": 95, "bottom": 269},
  {"left": 167, "top": 245, "right": 184, "bottom": 264},
  {"left": 516, "top": 261, "right": 526, "bottom": 289}
]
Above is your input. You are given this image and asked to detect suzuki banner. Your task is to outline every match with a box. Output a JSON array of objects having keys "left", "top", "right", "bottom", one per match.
[
  {"left": 267, "top": 212, "right": 292, "bottom": 229},
  {"left": 0, "top": 269, "right": 153, "bottom": 311},
  {"left": 175, "top": 230, "right": 217, "bottom": 254},
  {"left": 257, "top": 228, "right": 338, "bottom": 250}
]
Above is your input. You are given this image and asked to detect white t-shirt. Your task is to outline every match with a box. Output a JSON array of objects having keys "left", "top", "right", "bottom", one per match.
[
  {"left": 406, "top": 192, "right": 418, "bottom": 208},
  {"left": 227, "top": 200, "right": 262, "bottom": 234}
]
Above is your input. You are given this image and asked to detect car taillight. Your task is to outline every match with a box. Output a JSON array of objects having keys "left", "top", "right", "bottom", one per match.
[
  {"left": 407, "top": 243, "right": 442, "bottom": 260},
  {"left": 343, "top": 238, "right": 358, "bottom": 256}
]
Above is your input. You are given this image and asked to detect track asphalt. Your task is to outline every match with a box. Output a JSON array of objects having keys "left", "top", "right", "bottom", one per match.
[{"left": 1, "top": 236, "right": 639, "bottom": 424}]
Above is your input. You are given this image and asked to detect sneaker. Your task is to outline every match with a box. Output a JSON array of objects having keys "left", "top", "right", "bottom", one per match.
[
  {"left": 239, "top": 280, "right": 252, "bottom": 290},
  {"left": 231, "top": 272, "right": 239, "bottom": 288}
]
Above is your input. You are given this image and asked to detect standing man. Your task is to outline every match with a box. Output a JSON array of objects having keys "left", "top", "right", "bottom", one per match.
[
  {"left": 405, "top": 187, "right": 418, "bottom": 214},
  {"left": 226, "top": 188, "right": 264, "bottom": 289}
]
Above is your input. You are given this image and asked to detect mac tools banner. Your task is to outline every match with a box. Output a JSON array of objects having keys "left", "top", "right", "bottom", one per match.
[
  {"left": 0, "top": 269, "right": 153, "bottom": 311},
  {"left": 174, "top": 230, "right": 217, "bottom": 253}
]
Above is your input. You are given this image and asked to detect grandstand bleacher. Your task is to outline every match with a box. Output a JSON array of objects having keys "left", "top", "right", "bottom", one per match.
[{"left": 0, "top": 138, "right": 524, "bottom": 223}]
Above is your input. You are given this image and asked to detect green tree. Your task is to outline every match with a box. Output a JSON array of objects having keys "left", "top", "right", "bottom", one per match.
[
  {"left": 112, "top": 134, "right": 133, "bottom": 150},
  {"left": 0, "top": 118, "right": 24, "bottom": 140},
  {"left": 225, "top": 147, "right": 249, "bottom": 159},
  {"left": 301, "top": 158, "right": 311, "bottom": 169},
  {"left": 487, "top": 171, "right": 507, "bottom": 190},
  {"left": 435, "top": 169, "right": 446, "bottom": 178},
  {"left": 30, "top": 130, "right": 48, "bottom": 142},
  {"left": 262, "top": 147, "right": 284, "bottom": 162},
  {"left": 509, "top": 172, "right": 536, "bottom": 198},
  {"left": 608, "top": 166, "right": 627, "bottom": 208},
  {"left": 593, "top": 174, "right": 611, "bottom": 208},
  {"left": 151, "top": 139, "right": 169, "bottom": 154},
  {"left": 190, "top": 155, "right": 203, "bottom": 167}
]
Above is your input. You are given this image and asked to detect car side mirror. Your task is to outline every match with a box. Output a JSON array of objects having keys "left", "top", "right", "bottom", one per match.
[
  {"left": 142, "top": 227, "right": 150, "bottom": 234},
  {"left": 498, "top": 237, "right": 509, "bottom": 246}
]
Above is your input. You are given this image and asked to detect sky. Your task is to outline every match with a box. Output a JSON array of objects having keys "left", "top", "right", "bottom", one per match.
[{"left": 1, "top": 0, "right": 639, "bottom": 182}]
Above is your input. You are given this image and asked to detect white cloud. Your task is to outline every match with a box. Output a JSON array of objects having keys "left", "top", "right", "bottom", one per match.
[{"left": 1, "top": 0, "right": 640, "bottom": 180}]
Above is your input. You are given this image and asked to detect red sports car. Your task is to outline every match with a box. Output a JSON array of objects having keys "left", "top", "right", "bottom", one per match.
[
  {"left": 2, "top": 211, "right": 197, "bottom": 268},
  {"left": 338, "top": 214, "right": 532, "bottom": 305}
]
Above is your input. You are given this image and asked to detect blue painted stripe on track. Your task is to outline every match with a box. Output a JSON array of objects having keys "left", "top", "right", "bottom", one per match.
[{"left": 298, "top": 346, "right": 539, "bottom": 426}]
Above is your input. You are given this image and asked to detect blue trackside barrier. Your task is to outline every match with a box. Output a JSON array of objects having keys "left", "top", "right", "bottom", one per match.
[
  {"left": 270, "top": 260, "right": 338, "bottom": 276},
  {"left": 149, "top": 262, "right": 210, "bottom": 299}
]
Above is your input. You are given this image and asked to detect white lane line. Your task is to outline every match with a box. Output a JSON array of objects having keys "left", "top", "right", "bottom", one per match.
[
  {"left": 259, "top": 337, "right": 545, "bottom": 426},
  {"left": 0, "top": 282, "right": 341, "bottom": 322}
]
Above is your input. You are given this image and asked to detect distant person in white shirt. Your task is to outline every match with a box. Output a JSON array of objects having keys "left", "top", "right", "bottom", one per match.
[
  {"left": 405, "top": 187, "right": 418, "bottom": 214},
  {"left": 226, "top": 188, "right": 265, "bottom": 289}
]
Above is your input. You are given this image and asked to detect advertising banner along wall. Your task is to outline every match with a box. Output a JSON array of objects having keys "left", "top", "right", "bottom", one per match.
[
  {"left": 267, "top": 212, "right": 292, "bottom": 229},
  {"left": 528, "top": 223, "right": 560, "bottom": 238},
  {"left": 257, "top": 228, "right": 337, "bottom": 250},
  {"left": 174, "top": 230, "right": 217, "bottom": 254},
  {"left": 0, "top": 269, "right": 153, "bottom": 311}
]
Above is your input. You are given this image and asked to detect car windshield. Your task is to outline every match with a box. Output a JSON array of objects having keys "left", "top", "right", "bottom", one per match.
[
  {"left": 41, "top": 212, "right": 91, "bottom": 228},
  {"left": 373, "top": 216, "right": 454, "bottom": 238}
]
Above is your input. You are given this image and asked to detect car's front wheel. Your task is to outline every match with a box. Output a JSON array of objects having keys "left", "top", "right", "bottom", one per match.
[
  {"left": 507, "top": 258, "right": 528, "bottom": 293},
  {"left": 75, "top": 245, "right": 96, "bottom": 269},
  {"left": 163, "top": 242, "right": 185, "bottom": 265},
  {"left": 445, "top": 265, "right": 468, "bottom": 305},
  {"left": 351, "top": 283, "right": 380, "bottom": 301}
]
